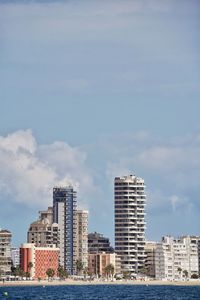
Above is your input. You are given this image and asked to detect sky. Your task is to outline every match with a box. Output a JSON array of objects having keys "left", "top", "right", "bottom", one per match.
[{"left": 0, "top": 0, "right": 200, "bottom": 246}]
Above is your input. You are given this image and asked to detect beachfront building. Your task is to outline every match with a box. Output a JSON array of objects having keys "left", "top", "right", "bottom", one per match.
[
  {"left": 27, "top": 207, "right": 59, "bottom": 248},
  {"left": 11, "top": 247, "right": 20, "bottom": 268},
  {"left": 76, "top": 210, "right": 88, "bottom": 269},
  {"left": 88, "top": 252, "right": 118, "bottom": 277},
  {"left": 20, "top": 243, "right": 59, "bottom": 279},
  {"left": 144, "top": 241, "right": 157, "bottom": 278},
  {"left": 155, "top": 236, "right": 199, "bottom": 280},
  {"left": 88, "top": 232, "right": 114, "bottom": 254},
  {"left": 53, "top": 186, "right": 77, "bottom": 275},
  {"left": 0, "top": 229, "right": 12, "bottom": 276},
  {"left": 114, "top": 175, "right": 146, "bottom": 275}
]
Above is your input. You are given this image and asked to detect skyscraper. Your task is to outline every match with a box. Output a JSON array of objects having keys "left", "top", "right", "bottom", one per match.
[
  {"left": 114, "top": 175, "right": 146, "bottom": 275},
  {"left": 53, "top": 186, "right": 77, "bottom": 275},
  {"left": 76, "top": 210, "right": 88, "bottom": 269}
]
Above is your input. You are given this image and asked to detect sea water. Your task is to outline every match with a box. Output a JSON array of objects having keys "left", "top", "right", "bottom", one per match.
[{"left": 0, "top": 284, "right": 200, "bottom": 300}]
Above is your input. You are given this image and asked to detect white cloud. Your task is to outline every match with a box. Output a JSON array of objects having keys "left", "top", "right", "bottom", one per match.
[{"left": 0, "top": 129, "right": 95, "bottom": 208}]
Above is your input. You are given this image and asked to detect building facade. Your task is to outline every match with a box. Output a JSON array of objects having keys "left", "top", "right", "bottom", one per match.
[
  {"left": 53, "top": 186, "right": 77, "bottom": 275},
  {"left": 88, "top": 232, "right": 114, "bottom": 254},
  {"left": 0, "top": 229, "right": 12, "bottom": 275},
  {"left": 27, "top": 207, "right": 59, "bottom": 248},
  {"left": 88, "top": 252, "right": 117, "bottom": 277},
  {"left": 155, "top": 236, "right": 199, "bottom": 280},
  {"left": 11, "top": 247, "right": 20, "bottom": 268},
  {"left": 20, "top": 243, "right": 59, "bottom": 279},
  {"left": 144, "top": 241, "right": 157, "bottom": 278},
  {"left": 76, "top": 210, "right": 88, "bottom": 269},
  {"left": 114, "top": 175, "right": 146, "bottom": 275}
]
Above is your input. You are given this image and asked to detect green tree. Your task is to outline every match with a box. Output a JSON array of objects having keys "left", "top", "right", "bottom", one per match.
[
  {"left": 25, "top": 271, "right": 30, "bottom": 280},
  {"left": 57, "top": 265, "right": 68, "bottom": 280},
  {"left": 76, "top": 260, "right": 84, "bottom": 275},
  {"left": 28, "top": 262, "right": 33, "bottom": 271},
  {"left": 183, "top": 270, "right": 188, "bottom": 279},
  {"left": 123, "top": 270, "right": 131, "bottom": 280},
  {"left": 177, "top": 267, "right": 182, "bottom": 280},
  {"left": 104, "top": 264, "right": 115, "bottom": 279},
  {"left": 14, "top": 266, "right": 25, "bottom": 278},
  {"left": 46, "top": 268, "right": 55, "bottom": 281},
  {"left": 191, "top": 273, "right": 199, "bottom": 279},
  {"left": 83, "top": 267, "right": 88, "bottom": 280}
]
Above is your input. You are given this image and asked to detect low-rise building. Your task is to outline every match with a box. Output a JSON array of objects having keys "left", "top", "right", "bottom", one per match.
[
  {"left": 144, "top": 241, "right": 157, "bottom": 278},
  {"left": 20, "top": 243, "right": 59, "bottom": 279},
  {"left": 0, "top": 229, "right": 12, "bottom": 275},
  {"left": 88, "top": 252, "right": 118, "bottom": 277},
  {"left": 88, "top": 232, "right": 114, "bottom": 254},
  {"left": 155, "top": 236, "right": 199, "bottom": 280}
]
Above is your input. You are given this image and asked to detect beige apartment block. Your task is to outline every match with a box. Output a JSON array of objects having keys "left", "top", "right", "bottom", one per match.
[
  {"left": 88, "top": 252, "right": 119, "bottom": 277},
  {"left": 27, "top": 207, "right": 59, "bottom": 248}
]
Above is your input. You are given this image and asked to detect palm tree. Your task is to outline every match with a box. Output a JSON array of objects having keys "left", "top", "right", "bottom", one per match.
[
  {"left": 123, "top": 270, "right": 131, "bottom": 280},
  {"left": 177, "top": 267, "right": 182, "bottom": 280},
  {"left": 46, "top": 268, "right": 55, "bottom": 281},
  {"left": 76, "top": 259, "right": 84, "bottom": 275},
  {"left": 83, "top": 267, "right": 88, "bottom": 280},
  {"left": 183, "top": 270, "right": 188, "bottom": 280},
  {"left": 28, "top": 262, "right": 33, "bottom": 278},
  {"left": 57, "top": 265, "right": 68, "bottom": 280},
  {"left": 104, "top": 264, "right": 115, "bottom": 280}
]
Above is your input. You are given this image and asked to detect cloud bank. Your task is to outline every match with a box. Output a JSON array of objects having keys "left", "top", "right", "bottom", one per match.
[{"left": 0, "top": 129, "right": 95, "bottom": 208}]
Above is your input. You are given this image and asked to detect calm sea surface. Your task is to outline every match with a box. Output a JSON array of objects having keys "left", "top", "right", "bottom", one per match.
[{"left": 0, "top": 284, "right": 200, "bottom": 300}]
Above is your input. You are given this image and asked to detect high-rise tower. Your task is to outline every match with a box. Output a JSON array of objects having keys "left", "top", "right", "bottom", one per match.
[
  {"left": 53, "top": 186, "right": 77, "bottom": 275},
  {"left": 114, "top": 175, "right": 146, "bottom": 274}
]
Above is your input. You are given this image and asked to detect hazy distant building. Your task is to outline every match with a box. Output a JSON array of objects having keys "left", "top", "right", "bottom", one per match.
[
  {"left": 114, "top": 175, "right": 146, "bottom": 274},
  {"left": 76, "top": 210, "right": 88, "bottom": 268},
  {"left": 20, "top": 243, "right": 59, "bottom": 279},
  {"left": 88, "top": 232, "right": 114, "bottom": 254},
  {"left": 144, "top": 241, "right": 157, "bottom": 278},
  {"left": 0, "top": 229, "right": 12, "bottom": 275},
  {"left": 27, "top": 207, "right": 59, "bottom": 248},
  {"left": 53, "top": 186, "right": 77, "bottom": 275},
  {"left": 155, "top": 236, "right": 199, "bottom": 280},
  {"left": 11, "top": 247, "right": 20, "bottom": 268}
]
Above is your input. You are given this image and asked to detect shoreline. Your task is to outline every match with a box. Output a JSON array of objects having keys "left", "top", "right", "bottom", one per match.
[{"left": 1, "top": 279, "right": 200, "bottom": 287}]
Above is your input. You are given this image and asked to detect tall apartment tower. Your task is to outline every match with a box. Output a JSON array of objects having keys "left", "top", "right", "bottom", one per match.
[
  {"left": 114, "top": 175, "right": 146, "bottom": 274},
  {"left": 0, "top": 229, "right": 12, "bottom": 275},
  {"left": 53, "top": 186, "right": 77, "bottom": 275},
  {"left": 76, "top": 210, "right": 88, "bottom": 269}
]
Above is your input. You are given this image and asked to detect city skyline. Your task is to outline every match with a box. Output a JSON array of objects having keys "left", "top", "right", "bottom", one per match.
[{"left": 1, "top": 0, "right": 200, "bottom": 246}]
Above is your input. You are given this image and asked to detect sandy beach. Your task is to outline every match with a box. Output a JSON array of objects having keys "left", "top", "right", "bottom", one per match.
[{"left": 1, "top": 279, "right": 200, "bottom": 287}]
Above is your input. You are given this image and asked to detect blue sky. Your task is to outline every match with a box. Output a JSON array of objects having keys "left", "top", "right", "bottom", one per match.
[{"left": 0, "top": 0, "right": 200, "bottom": 246}]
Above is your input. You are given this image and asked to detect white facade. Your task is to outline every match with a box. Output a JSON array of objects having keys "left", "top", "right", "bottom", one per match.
[
  {"left": 11, "top": 247, "right": 20, "bottom": 268},
  {"left": 76, "top": 210, "right": 88, "bottom": 268},
  {"left": 155, "top": 236, "right": 199, "bottom": 280},
  {"left": 0, "top": 230, "right": 12, "bottom": 275},
  {"left": 114, "top": 175, "right": 146, "bottom": 274}
]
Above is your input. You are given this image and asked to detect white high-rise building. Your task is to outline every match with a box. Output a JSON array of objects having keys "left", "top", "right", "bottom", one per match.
[
  {"left": 155, "top": 236, "right": 199, "bottom": 280},
  {"left": 76, "top": 210, "right": 88, "bottom": 269},
  {"left": 114, "top": 175, "right": 146, "bottom": 274}
]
